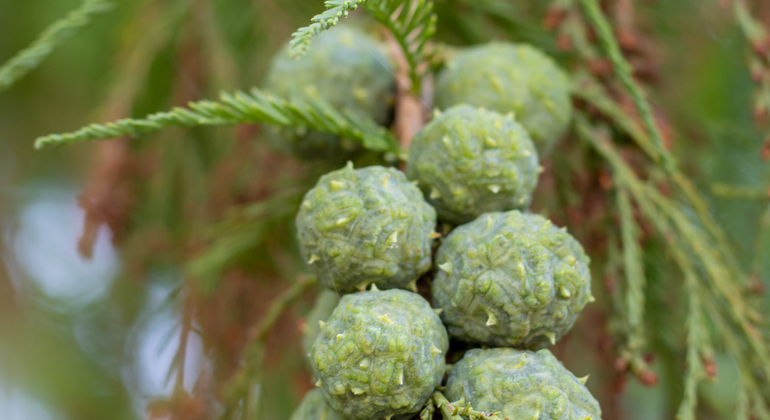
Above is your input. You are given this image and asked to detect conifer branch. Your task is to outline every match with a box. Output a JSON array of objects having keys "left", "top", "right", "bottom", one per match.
[
  {"left": 34, "top": 88, "right": 400, "bottom": 153},
  {"left": 616, "top": 189, "right": 646, "bottom": 355},
  {"left": 365, "top": 0, "right": 437, "bottom": 92},
  {"left": 289, "top": 0, "right": 437, "bottom": 91},
  {"left": 431, "top": 391, "right": 505, "bottom": 420},
  {"left": 571, "top": 76, "right": 658, "bottom": 160},
  {"left": 711, "top": 183, "right": 770, "bottom": 201},
  {"left": 289, "top": 0, "right": 369, "bottom": 58},
  {"left": 573, "top": 75, "right": 747, "bottom": 286},
  {"left": 419, "top": 397, "right": 436, "bottom": 419},
  {"left": 733, "top": 0, "right": 770, "bottom": 160},
  {"left": 576, "top": 116, "right": 770, "bottom": 416},
  {"left": 567, "top": 12, "right": 744, "bottom": 279},
  {"left": 675, "top": 256, "right": 709, "bottom": 420},
  {"left": 0, "top": 0, "right": 120, "bottom": 92},
  {"left": 578, "top": 0, "right": 675, "bottom": 173}
]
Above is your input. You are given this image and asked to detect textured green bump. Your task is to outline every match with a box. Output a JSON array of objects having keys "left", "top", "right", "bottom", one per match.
[
  {"left": 406, "top": 105, "right": 539, "bottom": 224},
  {"left": 264, "top": 25, "right": 395, "bottom": 159},
  {"left": 290, "top": 388, "right": 344, "bottom": 420},
  {"left": 303, "top": 290, "right": 341, "bottom": 361},
  {"left": 296, "top": 163, "right": 437, "bottom": 292},
  {"left": 446, "top": 348, "right": 602, "bottom": 420},
  {"left": 435, "top": 42, "right": 572, "bottom": 156},
  {"left": 432, "top": 210, "right": 592, "bottom": 349},
  {"left": 310, "top": 289, "right": 449, "bottom": 420}
]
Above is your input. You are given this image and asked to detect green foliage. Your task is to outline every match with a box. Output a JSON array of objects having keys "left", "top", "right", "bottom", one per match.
[
  {"left": 187, "top": 187, "right": 308, "bottom": 294},
  {"left": 566, "top": 2, "right": 770, "bottom": 410},
  {"left": 290, "top": 0, "right": 438, "bottom": 91},
  {"left": 578, "top": 0, "right": 674, "bottom": 172},
  {"left": 617, "top": 189, "right": 647, "bottom": 360},
  {"left": 575, "top": 116, "right": 769, "bottom": 417},
  {"left": 364, "top": 0, "right": 437, "bottom": 91},
  {"left": 34, "top": 87, "right": 399, "bottom": 153},
  {"left": 264, "top": 24, "right": 396, "bottom": 159},
  {"left": 428, "top": 390, "right": 508, "bottom": 420},
  {"left": 434, "top": 42, "right": 572, "bottom": 155},
  {"left": 289, "top": 0, "right": 369, "bottom": 58},
  {"left": 0, "top": 0, "right": 120, "bottom": 92}
]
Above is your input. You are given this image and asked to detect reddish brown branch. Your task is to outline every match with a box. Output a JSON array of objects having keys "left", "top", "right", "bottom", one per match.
[
  {"left": 383, "top": 30, "right": 428, "bottom": 155},
  {"left": 614, "top": 0, "right": 638, "bottom": 52},
  {"left": 77, "top": 121, "right": 134, "bottom": 258}
]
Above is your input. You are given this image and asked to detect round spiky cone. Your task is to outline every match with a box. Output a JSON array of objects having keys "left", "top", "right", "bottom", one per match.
[
  {"left": 435, "top": 42, "right": 572, "bottom": 156},
  {"left": 446, "top": 348, "right": 602, "bottom": 420},
  {"left": 432, "top": 210, "right": 593, "bottom": 349},
  {"left": 296, "top": 163, "right": 437, "bottom": 292},
  {"left": 264, "top": 25, "right": 395, "bottom": 159},
  {"left": 310, "top": 288, "right": 449, "bottom": 420},
  {"left": 406, "top": 105, "right": 539, "bottom": 224}
]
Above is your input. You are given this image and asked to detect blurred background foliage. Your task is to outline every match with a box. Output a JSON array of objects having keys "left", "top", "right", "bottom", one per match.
[{"left": 0, "top": 0, "right": 768, "bottom": 419}]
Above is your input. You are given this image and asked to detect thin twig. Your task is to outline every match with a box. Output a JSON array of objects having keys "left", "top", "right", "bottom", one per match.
[
  {"left": 253, "top": 275, "right": 318, "bottom": 342},
  {"left": 616, "top": 189, "right": 646, "bottom": 355},
  {"left": 0, "top": 0, "right": 120, "bottom": 92},
  {"left": 173, "top": 290, "right": 195, "bottom": 396},
  {"left": 384, "top": 30, "right": 427, "bottom": 155},
  {"left": 711, "top": 183, "right": 770, "bottom": 201},
  {"left": 77, "top": 0, "right": 174, "bottom": 257},
  {"left": 221, "top": 275, "right": 318, "bottom": 420}
]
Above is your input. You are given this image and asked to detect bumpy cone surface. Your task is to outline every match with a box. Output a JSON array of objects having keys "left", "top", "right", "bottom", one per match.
[
  {"left": 435, "top": 42, "right": 572, "bottom": 156},
  {"left": 302, "top": 289, "right": 341, "bottom": 361},
  {"left": 406, "top": 105, "right": 539, "bottom": 224},
  {"left": 432, "top": 210, "right": 592, "bottom": 349},
  {"left": 296, "top": 163, "right": 437, "bottom": 292},
  {"left": 310, "top": 289, "right": 449, "bottom": 420},
  {"left": 264, "top": 25, "right": 395, "bottom": 159},
  {"left": 289, "top": 388, "right": 344, "bottom": 420},
  {"left": 445, "top": 348, "right": 602, "bottom": 420}
]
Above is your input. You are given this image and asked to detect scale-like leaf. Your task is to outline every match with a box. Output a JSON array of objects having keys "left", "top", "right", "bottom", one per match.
[
  {"left": 0, "top": 0, "right": 120, "bottom": 92},
  {"left": 35, "top": 88, "right": 400, "bottom": 153}
]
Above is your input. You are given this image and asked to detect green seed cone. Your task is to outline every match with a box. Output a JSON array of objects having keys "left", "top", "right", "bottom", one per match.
[
  {"left": 432, "top": 210, "right": 593, "bottom": 349},
  {"left": 446, "top": 348, "right": 602, "bottom": 420},
  {"left": 406, "top": 105, "right": 539, "bottom": 224},
  {"left": 435, "top": 42, "right": 572, "bottom": 156},
  {"left": 264, "top": 25, "right": 395, "bottom": 159},
  {"left": 296, "top": 163, "right": 437, "bottom": 292},
  {"left": 310, "top": 289, "right": 449, "bottom": 420}
]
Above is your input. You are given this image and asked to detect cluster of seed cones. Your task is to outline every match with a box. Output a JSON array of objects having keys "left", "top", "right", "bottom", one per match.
[{"left": 267, "top": 22, "right": 601, "bottom": 420}]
